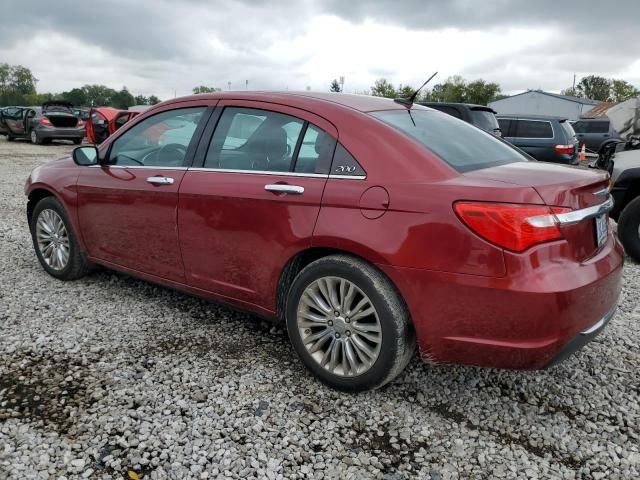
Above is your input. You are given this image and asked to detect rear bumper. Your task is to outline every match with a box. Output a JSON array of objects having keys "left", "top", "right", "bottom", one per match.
[
  {"left": 545, "top": 306, "right": 616, "bottom": 368},
  {"left": 36, "top": 126, "right": 85, "bottom": 139},
  {"left": 380, "top": 233, "right": 624, "bottom": 369}
]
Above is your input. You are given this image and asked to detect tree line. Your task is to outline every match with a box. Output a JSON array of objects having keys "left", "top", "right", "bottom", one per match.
[
  {"left": 330, "top": 74, "right": 640, "bottom": 105},
  {"left": 0, "top": 63, "right": 161, "bottom": 108},
  {"left": 561, "top": 75, "right": 640, "bottom": 102}
]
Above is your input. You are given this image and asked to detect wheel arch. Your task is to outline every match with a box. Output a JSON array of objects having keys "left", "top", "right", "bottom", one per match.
[
  {"left": 275, "top": 246, "right": 408, "bottom": 324},
  {"left": 26, "top": 187, "right": 58, "bottom": 223}
]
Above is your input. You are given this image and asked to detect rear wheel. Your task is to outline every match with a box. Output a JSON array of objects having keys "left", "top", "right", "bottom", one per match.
[
  {"left": 286, "top": 255, "right": 415, "bottom": 391},
  {"left": 618, "top": 196, "right": 640, "bottom": 262},
  {"left": 30, "top": 129, "right": 42, "bottom": 145},
  {"left": 29, "top": 196, "right": 91, "bottom": 280},
  {"left": 7, "top": 134, "right": 14, "bottom": 142},
  {"left": 73, "top": 138, "right": 82, "bottom": 145}
]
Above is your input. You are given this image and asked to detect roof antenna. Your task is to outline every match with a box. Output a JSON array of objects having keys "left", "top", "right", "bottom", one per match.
[{"left": 394, "top": 71, "right": 438, "bottom": 108}]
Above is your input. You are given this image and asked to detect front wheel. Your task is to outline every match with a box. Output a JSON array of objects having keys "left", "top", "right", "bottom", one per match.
[
  {"left": 286, "top": 255, "right": 415, "bottom": 391},
  {"left": 29, "top": 196, "right": 91, "bottom": 280},
  {"left": 618, "top": 196, "right": 640, "bottom": 262}
]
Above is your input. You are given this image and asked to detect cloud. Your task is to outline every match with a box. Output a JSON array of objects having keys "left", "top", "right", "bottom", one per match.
[{"left": 2, "top": 0, "right": 639, "bottom": 100}]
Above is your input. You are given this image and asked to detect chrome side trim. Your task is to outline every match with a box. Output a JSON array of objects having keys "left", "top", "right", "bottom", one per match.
[
  {"left": 554, "top": 196, "right": 614, "bottom": 225},
  {"left": 580, "top": 307, "right": 616, "bottom": 335},
  {"left": 187, "top": 167, "right": 328, "bottom": 178},
  {"left": 329, "top": 174, "right": 367, "bottom": 180}
]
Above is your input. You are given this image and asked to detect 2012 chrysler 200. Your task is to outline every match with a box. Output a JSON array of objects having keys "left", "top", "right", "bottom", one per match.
[{"left": 24, "top": 92, "right": 624, "bottom": 391}]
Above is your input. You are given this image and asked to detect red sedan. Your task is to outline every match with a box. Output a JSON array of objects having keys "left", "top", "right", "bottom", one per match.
[{"left": 25, "top": 92, "right": 624, "bottom": 391}]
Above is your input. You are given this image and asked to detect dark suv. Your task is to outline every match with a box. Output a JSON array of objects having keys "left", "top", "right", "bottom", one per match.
[
  {"left": 497, "top": 114, "right": 579, "bottom": 164},
  {"left": 419, "top": 102, "right": 501, "bottom": 136},
  {"left": 572, "top": 118, "right": 621, "bottom": 154}
]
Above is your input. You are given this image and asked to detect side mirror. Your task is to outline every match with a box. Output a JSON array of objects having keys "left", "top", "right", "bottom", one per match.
[{"left": 72, "top": 145, "right": 99, "bottom": 166}]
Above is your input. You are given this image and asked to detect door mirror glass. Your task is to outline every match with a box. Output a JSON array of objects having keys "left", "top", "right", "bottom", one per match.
[{"left": 73, "top": 146, "right": 99, "bottom": 166}]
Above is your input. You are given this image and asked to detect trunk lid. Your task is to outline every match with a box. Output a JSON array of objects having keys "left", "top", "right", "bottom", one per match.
[
  {"left": 467, "top": 161, "right": 608, "bottom": 209},
  {"left": 465, "top": 161, "right": 611, "bottom": 260}
]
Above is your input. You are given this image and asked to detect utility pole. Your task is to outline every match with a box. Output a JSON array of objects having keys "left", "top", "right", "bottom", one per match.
[
  {"left": 572, "top": 73, "right": 576, "bottom": 94},
  {"left": 228, "top": 81, "right": 232, "bottom": 91},
  {"left": 339, "top": 76, "right": 345, "bottom": 93},
  {"left": 245, "top": 80, "right": 248, "bottom": 90}
]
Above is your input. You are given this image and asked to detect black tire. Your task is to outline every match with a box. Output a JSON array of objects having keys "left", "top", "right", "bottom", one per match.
[
  {"left": 30, "top": 129, "right": 42, "bottom": 145},
  {"left": 285, "top": 254, "right": 415, "bottom": 392},
  {"left": 7, "top": 134, "right": 15, "bottom": 142},
  {"left": 73, "top": 138, "right": 82, "bottom": 145},
  {"left": 29, "top": 196, "right": 91, "bottom": 280},
  {"left": 618, "top": 196, "right": 640, "bottom": 262}
]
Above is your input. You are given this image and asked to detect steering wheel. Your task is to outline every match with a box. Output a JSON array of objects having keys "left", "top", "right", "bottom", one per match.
[{"left": 156, "top": 143, "right": 188, "bottom": 167}]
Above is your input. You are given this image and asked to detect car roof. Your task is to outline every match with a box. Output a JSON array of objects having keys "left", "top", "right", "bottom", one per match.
[
  {"left": 496, "top": 113, "right": 568, "bottom": 122},
  {"left": 161, "top": 91, "right": 429, "bottom": 113}
]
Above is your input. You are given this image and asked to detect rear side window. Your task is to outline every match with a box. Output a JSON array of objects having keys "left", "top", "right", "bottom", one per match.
[
  {"left": 572, "top": 121, "right": 586, "bottom": 133},
  {"left": 293, "top": 124, "right": 336, "bottom": 174},
  {"left": 331, "top": 143, "right": 366, "bottom": 177},
  {"left": 514, "top": 120, "right": 553, "bottom": 139},
  {"left": 205, "top": 107, "right": 303, "bottom": 172},
  {"left": 497, "top": 118, "right": 512, "bottom": 136},
  {"left": 371, "top": 110, "right": 527, "bottom": 173},
  {"left": 586, "top": 121, "right": 609, "bottom": 133}
]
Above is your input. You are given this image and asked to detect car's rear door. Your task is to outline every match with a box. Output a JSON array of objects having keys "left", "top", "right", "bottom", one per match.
[
  {"left": 178, "top": 100, "right": 337, "bottom": 312},
  {"left": 76, "top": 102, "right": 211, "bottom": 282}
]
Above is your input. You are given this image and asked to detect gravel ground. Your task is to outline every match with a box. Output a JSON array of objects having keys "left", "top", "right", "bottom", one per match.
[{"left": 0, "top": 136, "right": 639, "bottom": 480}]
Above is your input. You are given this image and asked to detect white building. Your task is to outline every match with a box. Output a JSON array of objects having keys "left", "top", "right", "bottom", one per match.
[{"left": 489, "top": 90, "right": 598, "bottom": 120}]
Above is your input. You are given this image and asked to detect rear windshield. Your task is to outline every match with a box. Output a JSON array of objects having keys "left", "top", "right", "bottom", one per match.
[
  {"left": 560, "top": 120, "right": 576, "bottom": 139},
  {"left": 469, "top": 109, "right": 499, "bottom": 131},
  {"left": 371, "top": 110, "right": 527, "bottom": 173}
]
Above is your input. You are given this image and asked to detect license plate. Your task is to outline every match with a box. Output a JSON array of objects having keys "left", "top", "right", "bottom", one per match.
[{"left": 595, "top": 214, "right": 608, "bottom": 247}]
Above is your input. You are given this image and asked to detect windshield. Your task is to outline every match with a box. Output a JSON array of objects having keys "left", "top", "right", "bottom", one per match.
[
  {"left": 371, "top": 109, "right": 527, "bottom": 173},
  {"left": 469, "top": 109, "right": 500, "bottom": 133}
]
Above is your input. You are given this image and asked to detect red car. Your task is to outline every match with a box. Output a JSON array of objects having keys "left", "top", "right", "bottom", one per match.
[
  {"left": 25, "top": 92, "right": 624, "bottom": 391},
  {"left": 86, "top": 107, "right": 140, "bottom": 144}
]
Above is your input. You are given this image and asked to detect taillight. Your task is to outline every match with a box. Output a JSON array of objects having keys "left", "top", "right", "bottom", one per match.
[
  {"left": 39, "top": 117, "right": 53, "bottom": 127},
  {"left": 77, "top": 119, "right": 85, "bottom": 128},
  {"left": 554, "top": 144, "right": 575, "bottom": 155},
  {"left": 454, "top": 202, "right": 570, "bottom": 252}
]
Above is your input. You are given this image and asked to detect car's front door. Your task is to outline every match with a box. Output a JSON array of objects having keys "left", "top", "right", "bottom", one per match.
[
  {"left": 76, "top": 104, "right": 211, "bottom": 282},
  {"left": 178, "top": 101, "right": 338, "bottom": 311},
  {"left": 2, "top": 107, "right": 26, "bottom": 135}
]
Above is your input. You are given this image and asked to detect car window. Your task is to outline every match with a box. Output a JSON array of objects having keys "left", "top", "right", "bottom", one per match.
[
  {"left": 469, "top": 109, "right": 499, "bottom": 131},
  {"left": 205, "top": 107, "right": 304, "bottom": 172},
  {"left": 514, "top": 120, "right": 553, "bottom": 139},
  {"left": 572, "top": 121, "right": 586, "bottom": 133},
  {"left": 108, "top": 107, "right": 206, "bottom": 167},
  {"left": 497, "top": 118, "right": 512, "bottom": 136},
  {"left": 330, "top": 143, "right": 366, "bottom": 177},
  {"left": 560, "top": 120, "right": 576, "bottom": 140},
  {"left": 371, "top": 110, "right": 527, "bottom": 173},
  {"left": 586, "top": 121, "right": 609, "bottom": 134},
  {"left": 293, "top": 124, "right": 336, "bottom": 174}
]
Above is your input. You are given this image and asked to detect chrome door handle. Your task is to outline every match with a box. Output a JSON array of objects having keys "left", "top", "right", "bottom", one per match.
[
  {"left": 146, "top": 176, "right": 175, "bottom": 185},
  {"left": 264, "top": 184, "right": 304, "bottom": 195}
]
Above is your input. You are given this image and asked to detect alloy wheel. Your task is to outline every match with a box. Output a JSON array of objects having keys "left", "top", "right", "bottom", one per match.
[
  {"left": 297, "top": 276, "right": 382, "bottom": 377},
  {"left": 36, "top": 209, "right": 70, "bottom": 270},
  {"left": 31, "top": 130, "right": 37, "bottom": 144}
]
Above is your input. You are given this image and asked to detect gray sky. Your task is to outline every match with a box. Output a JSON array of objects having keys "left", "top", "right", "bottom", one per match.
[{"left": 2, "top": 0, "right": 639, "bottom": 100}]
